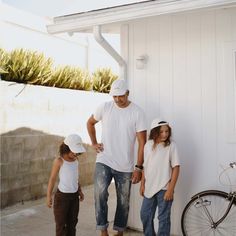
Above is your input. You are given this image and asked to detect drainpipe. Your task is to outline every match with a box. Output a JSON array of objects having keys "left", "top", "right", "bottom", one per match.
[{"left": 93, "top": 25, "right": 127, "bottom": 80}]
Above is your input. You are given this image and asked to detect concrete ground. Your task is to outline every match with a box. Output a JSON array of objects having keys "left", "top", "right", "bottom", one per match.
[{"left": 1, "top": 183, "right": 143, "bottom": 236}]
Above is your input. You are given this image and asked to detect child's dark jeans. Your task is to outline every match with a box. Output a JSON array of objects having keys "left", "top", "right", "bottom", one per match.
[{"left": 53, "top": 189, "right": 79, "bottom": 236}]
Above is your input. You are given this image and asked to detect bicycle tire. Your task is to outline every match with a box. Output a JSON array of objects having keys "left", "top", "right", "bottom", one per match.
[{"left": 181, "top": 190, "right": 236, "bottom": 236}]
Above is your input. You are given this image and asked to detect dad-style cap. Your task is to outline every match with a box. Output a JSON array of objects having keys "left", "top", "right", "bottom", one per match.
[
  {"left": 150, "top": 118, "right": 169, "bottom": 130},
  {"left": 64, "top": 134, "right": 86, "bottom": 153},
  {"left": 109, "top": 79, "right": 128, "bottom": 96}
]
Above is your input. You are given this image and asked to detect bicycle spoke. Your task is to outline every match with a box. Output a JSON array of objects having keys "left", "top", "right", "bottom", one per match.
[{"left": 181, "top": 191, "right": 236, "bottom": 236}]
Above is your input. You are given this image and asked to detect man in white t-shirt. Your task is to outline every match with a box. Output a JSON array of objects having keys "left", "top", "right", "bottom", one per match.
[{"left": 87, "top": 79, "right": 147, "bottom": 236}]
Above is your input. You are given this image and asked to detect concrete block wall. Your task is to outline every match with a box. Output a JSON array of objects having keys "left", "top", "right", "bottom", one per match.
[
  {"left": 0, "top": 81, "right": 110, "bottom": 208},
  {"left": 0, "top": 128, "right": 62, "bottom": 208},
  {"left": 0, "top": 129, "right": 97, "bottom": 208}
]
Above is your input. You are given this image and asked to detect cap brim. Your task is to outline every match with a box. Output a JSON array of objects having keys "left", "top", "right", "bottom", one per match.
[
  {"left": 70, "top": 144, "right": 86, "bottom": 153},
  {"left": 151, "top": 122, "right": 169, "bottom": 130},
  {"left": 109, "top": 89, "right": 127, "bottom": 96}
]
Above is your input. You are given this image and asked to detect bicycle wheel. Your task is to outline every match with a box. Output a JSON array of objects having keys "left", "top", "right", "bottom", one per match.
[{"left": 181, "top": 190, "right": 236, "bottom": 236}]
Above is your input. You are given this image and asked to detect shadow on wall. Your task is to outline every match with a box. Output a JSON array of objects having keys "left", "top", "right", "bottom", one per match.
[{"left": 0, "top": 127, "right": 96, "bottom": 209}]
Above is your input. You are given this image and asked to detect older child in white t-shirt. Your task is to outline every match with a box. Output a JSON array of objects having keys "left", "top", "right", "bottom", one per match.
[{"left": 140, "top": 119, "right": 180, "bottom": 236}]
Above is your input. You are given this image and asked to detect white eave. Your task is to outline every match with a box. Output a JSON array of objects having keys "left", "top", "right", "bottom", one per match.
[{"left": 47, "top": 0, "right": 236, "bottom": 34}]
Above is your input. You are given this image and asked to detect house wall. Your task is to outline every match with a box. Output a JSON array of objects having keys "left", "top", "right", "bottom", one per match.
[{"left": 124, "top": 6, "right": 236, "bottom": 235}]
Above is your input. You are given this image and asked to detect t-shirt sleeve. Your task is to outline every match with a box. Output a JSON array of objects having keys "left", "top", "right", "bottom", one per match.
[
  {"left": 136, "top": 108, "right": 147, "bottom": 132},
  {"left": 93, "top": 103, "right": 105, "bottom": 121},
  {"left": 170, "top": 142, "right": 180, "bottom": 167}
]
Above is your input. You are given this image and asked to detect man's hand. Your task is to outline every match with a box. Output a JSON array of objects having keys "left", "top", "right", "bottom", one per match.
[
  {"left": 131, "top": 170, "right": 142, "bottom": 184},
  {"left": 92, "top": 143, "right": 104, "bottom": 153}
]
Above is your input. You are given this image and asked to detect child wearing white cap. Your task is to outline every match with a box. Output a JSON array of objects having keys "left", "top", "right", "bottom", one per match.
[
  {"left": 47, "top": 134, "right": 86, "bottom": 236},
  {"left": 140, "top": 119, "right": 180, "bottom": 236}
]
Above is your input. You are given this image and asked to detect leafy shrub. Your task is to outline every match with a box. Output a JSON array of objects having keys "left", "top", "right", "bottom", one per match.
[
  {"left": 43, "top": 66, "right": 92, "bottom": 91},
  {"left": 0, "top": 48, "right": 10, "bottom": 74},
  {"left": 0, "top": 48, "right": 118, "bottom": 93},
  {"left": 92, "top": 68, "right": 118, "bottom": 93},
  {"left": 1, "top": 48, "right": 52, "bottom": 84}
]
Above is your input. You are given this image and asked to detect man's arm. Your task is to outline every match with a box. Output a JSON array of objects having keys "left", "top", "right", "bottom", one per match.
[
  {"left": 131, "top": 130, "right": 147, "bottom": 184},
  {"left": 136, "top": 130, "right": 147, "bottom": 166},
  {"left": 87, "top": 115, "right": 103, "bottom": 152}
]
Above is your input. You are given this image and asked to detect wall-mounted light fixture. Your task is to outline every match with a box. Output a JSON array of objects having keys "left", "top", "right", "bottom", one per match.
[{"left": 136, "top": 55, "right": 148, "bottom": 69}]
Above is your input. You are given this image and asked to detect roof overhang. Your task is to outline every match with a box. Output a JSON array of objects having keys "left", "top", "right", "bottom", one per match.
[{"left": 47, "top": 0, "right": 236, "bottom": 34}]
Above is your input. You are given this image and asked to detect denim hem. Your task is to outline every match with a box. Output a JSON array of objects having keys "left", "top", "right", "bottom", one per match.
[
  {"left": 96, "top": 223, "right": 109, "bottom": 230},
  {"left": 113, "top": 225, "right": 126, "bottom": 232}
]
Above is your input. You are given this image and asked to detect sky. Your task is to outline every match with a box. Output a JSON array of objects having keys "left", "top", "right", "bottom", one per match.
[{"left": 2, "top": 0, "right": 146, "bottom": 17}]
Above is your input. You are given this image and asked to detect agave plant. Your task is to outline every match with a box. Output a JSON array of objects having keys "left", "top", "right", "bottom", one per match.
[
  {"left": 47, "top": 66, "right": 92, "bottom": 91},
  {"left": 1, "top": 48, "right": 52, "bottom": 84},
  {"left": 0, "top": 48, "right": 10, "bottom": 75},
  {"left": 92, "top": 68, "right": 118, "bottom": 93}
]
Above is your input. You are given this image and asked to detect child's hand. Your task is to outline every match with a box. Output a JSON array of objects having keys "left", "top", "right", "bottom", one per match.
[
  {"left": 164, "top": 189, "right": 174, "bottom": 201},
  {"left": 47, "top": 195, "right": 52, "bottom": 208},
  {"left": 79, "top": 191, "right": 84, "bottom": 201}
]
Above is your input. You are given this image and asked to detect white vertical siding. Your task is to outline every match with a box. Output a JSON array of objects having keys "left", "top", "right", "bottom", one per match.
[{"left": 125, "top": 6, "right": 236, "bottom": 235}]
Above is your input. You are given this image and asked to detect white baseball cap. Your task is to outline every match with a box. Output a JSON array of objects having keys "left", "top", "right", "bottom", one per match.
[
  {"left": 64, "top": 134, "right": 86, "bottom": 153},
  {"left": 109, "top": 79, "right": 128, "bottom": 96},
  {"left": 150, "top": 118, "right": 169, "bottom": 130}
]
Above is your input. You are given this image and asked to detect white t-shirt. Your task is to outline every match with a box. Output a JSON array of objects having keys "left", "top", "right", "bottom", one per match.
[
  {"left": 58, "top": 158, "right": 79, "bottom": 193},
  {"left": 143, "top": 140, "right": 180, "bottom": 198},
  {"left": 93, "top": 101, "right": 147, "bottom": 172}
]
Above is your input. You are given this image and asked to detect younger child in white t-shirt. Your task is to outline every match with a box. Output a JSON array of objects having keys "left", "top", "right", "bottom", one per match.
[
  {"left": 47, "top": 134, "right": 86, "bottom": 236},
  {"left": 140, "top": 119, "right": 180, "bottom": 236}
]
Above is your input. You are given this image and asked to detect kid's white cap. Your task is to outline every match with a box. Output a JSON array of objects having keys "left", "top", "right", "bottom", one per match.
[
  {"left": 150, "top": 118, "right": 169, "bottom": 130},
  {"left": 64, "top": 134, "right": 86, "bottom": 153}
]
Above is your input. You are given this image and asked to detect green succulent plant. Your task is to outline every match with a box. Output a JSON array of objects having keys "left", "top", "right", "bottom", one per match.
[
  {"left": 46, "top": 66, "right": 92, "bottom": 91},
  {"left": 1, "top": 48, "right": 52, "bottom": 84},
  {"left": 92, "top": 68, "right": 118, "bottom": 93},
  {"left": 0, "top": 48, "right": 10, "bottom": 74},
  {"left": 0, "top": 48, "right": 118, "bottom": 93}
]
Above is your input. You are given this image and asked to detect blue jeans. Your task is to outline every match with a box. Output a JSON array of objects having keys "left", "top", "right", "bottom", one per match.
[
  {"left": 140, "top": 190, "right": 173, "bottom": 236},
  {"left": 94, "top": 162, "right": 132, "bottom": 231}
]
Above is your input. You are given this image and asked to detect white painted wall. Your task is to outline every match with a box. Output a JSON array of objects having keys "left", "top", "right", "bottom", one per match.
[
  {"left": 124, "top": 6, "right": 236, "bottom": 235},
  {"left": 0, "top": 80, "right": 111, "bottom": 143}
]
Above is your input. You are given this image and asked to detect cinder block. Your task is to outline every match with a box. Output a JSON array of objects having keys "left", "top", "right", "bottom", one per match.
[
  {"left": 30, "top": 159, "right": 43, "bottom": 173},
  {"left": 1, "top": 192, "right": 8, "bottom": 208},
  {"left": 8, "top": 163, "right": 19, "bottom": 177},
  {"left": 8, "top": 176, "right": 24, "bottom": 189},
  {"left": 7, "top": 186, "right": 31, "bottom": 206},
  {"left": 1, "top": 178, "right": 9, "bottom": 192},
  {"left": 30, "top": 183, "right": 43, "bottom": 199},
  {"left": 23, "top": 149, "right": 37, "bottom": 161},
  {"left": 19, "top": 160, "right": 30, "bottom": 173},
  {"left": 0, "top": 163, "right": 9, "bottom": 177}
]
